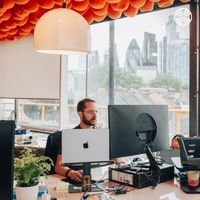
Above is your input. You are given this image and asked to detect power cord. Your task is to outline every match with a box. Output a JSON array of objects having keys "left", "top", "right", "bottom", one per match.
[
  {"left": 140, "top": 168, "right": 161, "bottom": 189},
  {"left": 8, "top": 110, "right": 17, "bottom": 120},
  {"left": 95, "top": 167, "right": 112, "bottom": 183},
  {"left": 105, "top": 184, "right": 127, "bottom": 194}
]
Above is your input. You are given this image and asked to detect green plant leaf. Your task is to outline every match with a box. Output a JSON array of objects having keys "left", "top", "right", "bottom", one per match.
[{"left": 14, "top": 148, "right": 53, "bottom": 187}]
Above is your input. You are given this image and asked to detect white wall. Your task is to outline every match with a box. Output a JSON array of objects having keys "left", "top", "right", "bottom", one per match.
[{"left": 0, "top": 37, "right": 60, "bottom": 99}]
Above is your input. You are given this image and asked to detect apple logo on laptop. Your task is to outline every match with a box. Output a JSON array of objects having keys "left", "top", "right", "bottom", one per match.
[{"left": 83, "top": 141, "right": 89, "bottom": 149}]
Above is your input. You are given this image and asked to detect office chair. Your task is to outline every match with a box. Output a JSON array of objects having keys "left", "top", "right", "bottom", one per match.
[{"left": 44, "top": 130, "right": 62, "bottom": 174}]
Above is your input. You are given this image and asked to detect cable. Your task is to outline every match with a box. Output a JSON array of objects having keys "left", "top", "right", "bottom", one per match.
[
  {"left": 80, "top": 191, "right": 87, "bottom": 200},
  {"left": 94, "top": 167, "right": 112, "bottom": 183},
  {"left": 8, "top": 110, "right": 17, "bottom": 120},
  {"left": 105, "top": 184, "right": 126, "bottom": 194},
  {"left": 140, "top": 168, "right": 161, "bottom": 189}
]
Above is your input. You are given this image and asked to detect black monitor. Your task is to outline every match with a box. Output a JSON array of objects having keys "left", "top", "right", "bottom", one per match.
[
  {"left": 0, "top": 120, "right": 15, "bottom": 200},
  {"left": 109, "top": 105, "right": 169, "bottom": 166}
]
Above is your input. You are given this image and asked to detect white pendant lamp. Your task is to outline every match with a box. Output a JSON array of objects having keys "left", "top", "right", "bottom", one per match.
[{"left": 34, "top": 2, "right": 91, "bottom": 54}]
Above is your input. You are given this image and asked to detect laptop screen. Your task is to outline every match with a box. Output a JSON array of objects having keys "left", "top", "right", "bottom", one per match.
[{"left": 62, "top": 129, "right": 109, "bottom": 164}]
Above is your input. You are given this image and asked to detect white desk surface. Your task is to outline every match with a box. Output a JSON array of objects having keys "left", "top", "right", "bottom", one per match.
[{"left": 43, "top": 174, "right": 200, "bottom": 200}]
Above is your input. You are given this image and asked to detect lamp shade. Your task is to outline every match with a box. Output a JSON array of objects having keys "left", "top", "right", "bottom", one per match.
[{"left": 34, "top": 8, "right": 91, "bottom": 54}]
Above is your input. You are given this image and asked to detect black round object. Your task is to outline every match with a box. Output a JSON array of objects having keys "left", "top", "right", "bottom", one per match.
[{"left": 135, "top": 113, "right": 157, "bottom": 144}]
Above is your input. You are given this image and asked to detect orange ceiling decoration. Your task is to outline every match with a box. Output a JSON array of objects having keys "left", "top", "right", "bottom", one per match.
[
  {"left": 24, "top": 0, "right": 40, "bottom": 13},
  {"left": 83, "top": 7, "right": 94, "bottom": 24},
  {"left": 157, "top": 0, "right": 174, "bottom": 8},
  {"left": 13, "top": 5, "right": 30, "bottom": 18},
  {"left": 111, "top": 0, "right": 130, "bottom": 12},
  {"left": 93, "top": 11, "right": 107, "bottom": 21},
  {"left": 107, "top": 3, "right": 122, "bottom": 19},
  {"left": 140, "top": 0, "right": 154, "bottom": 12},
  {"left": 72, "top": 0, "right": 90, "bottom": 11},
  {"left": 38, "top": 0, "right": 55, "bottom": 9},
  {"left": 0, "top": 0, "right": 15, "bottom": 10},
  {"left": 93, "top": 3, "right": 108, "bottom": 15},
  {"left": 0, "top": 10, "right": 12, "bottom": 22},
  {"left": 124, "top": 5, "right": 138, "bottom": 17},
  {"left": 0, "top": 0, "right": 190, "bottom": 42},
  {"left": 129, "top": 0, "right": 146, "bottom": 9},
  {"left": 14, "top": 0, "right": 30, "bottom": 5},
  {"left": 90, "top": 0, "right": 107, "bottom": 9},
  {"left": 180, "top": 0, "right": 190, "bottom": 2}
]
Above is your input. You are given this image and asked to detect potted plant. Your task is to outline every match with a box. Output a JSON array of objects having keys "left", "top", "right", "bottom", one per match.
[{"left": 14, "top": 148, "right": 53, "bottom": 200}]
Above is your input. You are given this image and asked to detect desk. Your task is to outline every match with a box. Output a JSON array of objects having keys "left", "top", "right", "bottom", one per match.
[{"left": 43, "top": 174, "right": 200, "bottom": 200}]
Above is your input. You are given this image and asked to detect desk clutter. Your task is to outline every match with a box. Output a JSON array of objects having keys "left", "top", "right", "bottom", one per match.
[
  {"left": 15, "top": 129, "right": 31, "bottom": 135},
  {"left": 109, "top": 163, "right": 174, "bottom": 188},
  {"left": 82, "top": 192, "right": 115, "bottom": 200},
  {"left": 15, "top": 130, "right": 47, "bottom": 147},
  {"left": 15, "top": 129, "right": 33, "bottom": 145}
]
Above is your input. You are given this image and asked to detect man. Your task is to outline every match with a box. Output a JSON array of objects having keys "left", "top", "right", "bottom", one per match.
[
  {"left": 55, "top": 98, "right": 125, "bottom": 182},
  {"left": 74, "top": 98, "right": 97, "bottom": 129}
]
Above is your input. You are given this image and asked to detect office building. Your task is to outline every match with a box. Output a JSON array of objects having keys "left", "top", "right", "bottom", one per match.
[
  {"left": 124, "top": 38, "right": 143, "bottom": 73},
  {"left": 142, "top": 32, "right": 157, "bottom": 66}
]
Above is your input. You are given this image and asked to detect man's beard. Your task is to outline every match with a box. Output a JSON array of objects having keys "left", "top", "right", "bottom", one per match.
[{"left": 83, "top": 115, "right": 96, "bottom": 126}]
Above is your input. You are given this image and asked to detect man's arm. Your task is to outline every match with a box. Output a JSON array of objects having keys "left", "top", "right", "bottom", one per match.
[{"left": 55, "top": 154, "right": 83, "bottom": 182}]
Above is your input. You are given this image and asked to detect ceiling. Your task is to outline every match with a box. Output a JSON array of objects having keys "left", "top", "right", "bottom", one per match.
[{"left": 0, "top": 0, "right": 190, "bottom": 42}]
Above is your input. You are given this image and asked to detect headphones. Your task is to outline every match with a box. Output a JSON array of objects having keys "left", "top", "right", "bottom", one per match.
[{"left": 171, "top": 134, "right": 185, "bottom": 149}]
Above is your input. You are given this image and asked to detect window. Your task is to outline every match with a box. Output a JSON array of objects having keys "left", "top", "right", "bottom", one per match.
[
  {"left": 17, "top": 99, "right": 59, "bottom": 131},
  {"left": 113, "top": 6, "right": 190, "bottom": 140},
  {"left": 87, "top": 22, "right": 109, "bottom": 128},
  {"left": 0, "top": 99, "right": 15, "bottom": 120},
  {"left": 2, "top": 4, "right": 193, "bottom": 139},
  {"left": 66, "top": 54, "right": 87, "bottom": 128}
]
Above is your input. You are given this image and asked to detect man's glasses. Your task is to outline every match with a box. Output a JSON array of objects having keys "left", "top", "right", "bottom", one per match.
[{"left": 83, "top": 110, "right": 98, "bottom": 115}]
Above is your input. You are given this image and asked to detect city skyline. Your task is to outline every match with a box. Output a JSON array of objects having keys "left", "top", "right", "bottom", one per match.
[{"left": 68, "top": 5, "right": 189, "bottom": 71}]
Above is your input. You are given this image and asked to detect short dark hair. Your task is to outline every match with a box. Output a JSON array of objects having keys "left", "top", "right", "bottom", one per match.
[{"left": 77, "top": 98, "right": 96, "bottom": 112}]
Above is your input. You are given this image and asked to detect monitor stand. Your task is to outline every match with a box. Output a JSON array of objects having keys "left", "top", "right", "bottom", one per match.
[
  {"left": 82, "top": 163, "right": 91, "bottom": 192},
  {"left": 124, "top": 145, "right": 161, "bottom": 187},
  {"left": 67, "top": 163, "right": 103, "bottom": 193},
  {"left": 144, "top": 145, "right": 160, "bottom": 174},
  {"left": 137, "top": 145, "right": 161, "bottom": 187}
]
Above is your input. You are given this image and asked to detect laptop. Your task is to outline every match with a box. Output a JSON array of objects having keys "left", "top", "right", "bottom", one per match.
[{"left": 62, "top": 129, "right": 110, "bottom": 164}]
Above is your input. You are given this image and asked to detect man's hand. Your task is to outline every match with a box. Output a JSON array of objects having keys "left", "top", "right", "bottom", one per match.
[
  {"left": 113, "top": 158, "right": 128, "bottom": 168},
  {"left": 68, "top": 170, "right": 83, "bottom": 182}
]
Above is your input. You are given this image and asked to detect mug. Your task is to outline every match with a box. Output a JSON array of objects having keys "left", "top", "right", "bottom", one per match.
[{"left": 187, "top": 170, "right": 200, "bottom": 187}]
